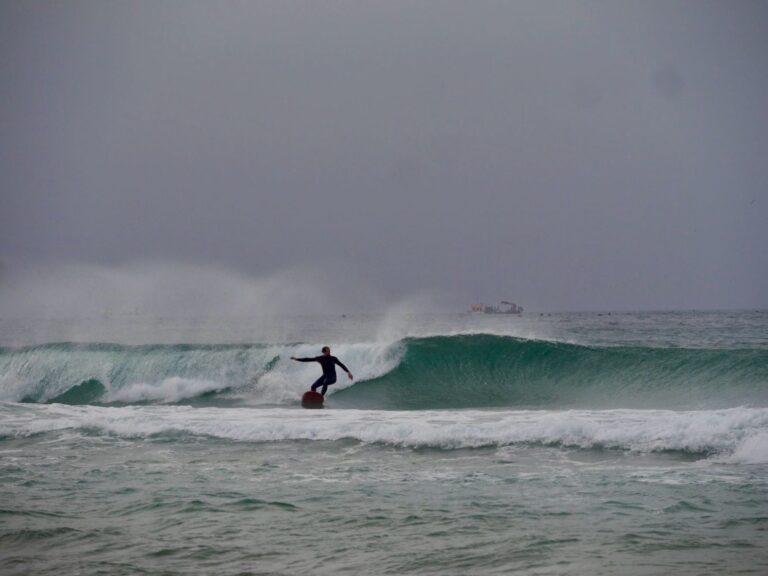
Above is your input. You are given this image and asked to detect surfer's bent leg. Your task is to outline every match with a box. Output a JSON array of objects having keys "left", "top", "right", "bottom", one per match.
[
  {"left": 311, "top": 375, "right": 337, "bottom": 396},
  {"left": 310, "top": 375, "right": 326, "bottom": 393}
]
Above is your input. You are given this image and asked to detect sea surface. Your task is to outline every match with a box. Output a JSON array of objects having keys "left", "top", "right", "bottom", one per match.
[{"left": 1, "top": 311, "right": 767, "bottom": 575}]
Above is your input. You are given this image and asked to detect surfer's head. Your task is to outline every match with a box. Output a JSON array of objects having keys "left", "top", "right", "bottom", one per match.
[{"left": 321, "top": 346, "right": 330, "bottom": 355}]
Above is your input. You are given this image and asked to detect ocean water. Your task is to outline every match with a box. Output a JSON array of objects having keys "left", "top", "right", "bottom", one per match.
[{"left": 1, "top": 311, "right": 767, "bottom": 575}]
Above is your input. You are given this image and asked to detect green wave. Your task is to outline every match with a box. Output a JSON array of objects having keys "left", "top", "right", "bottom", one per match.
[
  {"left": 331, "top": 334, "right": 768, "bottom": 410},
  {"left": 1, "top": 342, "right": 278, "bottom": 405},
  {"left": 47, "top": 378, "right": 106, "bottom": 405},
  {"left": 2, "top": 336, "right": 767, "bottom": 409}
]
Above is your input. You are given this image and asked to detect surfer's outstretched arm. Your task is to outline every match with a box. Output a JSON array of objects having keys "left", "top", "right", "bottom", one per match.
[
  {"left": 334, "top": 357, "right": 353, "bottom": 380},
  {"left": 291, "top": 356, "right": 319, "bottom": 362}
]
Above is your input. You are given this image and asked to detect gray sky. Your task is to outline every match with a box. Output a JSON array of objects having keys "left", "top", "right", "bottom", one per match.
[{"left": 1, "top": 0, "right": 766, "bottom": 314}]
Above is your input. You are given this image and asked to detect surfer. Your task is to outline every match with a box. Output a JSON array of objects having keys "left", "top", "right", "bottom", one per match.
[{"left": 291, "top": 346, "right": 353, "bottom": 396}]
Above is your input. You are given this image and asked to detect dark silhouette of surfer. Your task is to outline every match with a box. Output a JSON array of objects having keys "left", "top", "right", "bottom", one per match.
[{"left": 291, "top": 346, "right": 353, "bottom": 396}]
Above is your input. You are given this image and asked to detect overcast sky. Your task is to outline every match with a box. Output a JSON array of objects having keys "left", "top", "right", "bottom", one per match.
[{"left": 1, "top": 0, "right": 766, "bottom": 314}]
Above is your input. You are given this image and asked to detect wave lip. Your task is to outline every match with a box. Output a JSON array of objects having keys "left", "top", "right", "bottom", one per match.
[{"left": 2, "top": 403, "right": 767, "bottom": 462}]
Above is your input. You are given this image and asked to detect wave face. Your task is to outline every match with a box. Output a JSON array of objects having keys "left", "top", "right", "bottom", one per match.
[
  {"left": 1, "top": 335, "right": 766, "bottom": 409},
  {"left": 333, "top": 335, "right": 768, "bottom": 410}
]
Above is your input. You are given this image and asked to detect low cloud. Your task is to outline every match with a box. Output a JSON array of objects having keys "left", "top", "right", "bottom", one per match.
[{"left": 0, "top": 261, "right": 386, "bottom": 319}]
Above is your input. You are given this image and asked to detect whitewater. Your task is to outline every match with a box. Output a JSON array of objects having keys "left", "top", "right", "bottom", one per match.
[{"left": 1, "top": 311, "right": 767, "bottom": 575}]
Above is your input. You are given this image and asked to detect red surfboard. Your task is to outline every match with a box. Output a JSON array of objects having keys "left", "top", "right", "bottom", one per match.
[{"left": 301, "top": 390, "right": 324, "bottom": 408}]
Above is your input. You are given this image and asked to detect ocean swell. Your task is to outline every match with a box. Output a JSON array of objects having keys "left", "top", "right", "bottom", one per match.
[{"left": 1, "top": 334, "right": 766, "bottom": 410}]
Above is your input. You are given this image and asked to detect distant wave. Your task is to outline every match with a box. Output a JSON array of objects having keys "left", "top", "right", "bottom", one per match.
[{"left": 1, "top": 334, "right": 767, "bottom": 409}]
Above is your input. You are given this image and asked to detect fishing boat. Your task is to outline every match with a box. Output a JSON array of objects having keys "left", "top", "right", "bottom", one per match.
[{"left": 470, "top": 301, "right": 523, "bottom": 314}]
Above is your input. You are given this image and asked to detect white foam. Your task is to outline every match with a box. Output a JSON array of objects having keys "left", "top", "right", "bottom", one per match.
[
  {"left": 104, "top": 377, "right": 226, "bottom": 404},
  {"left": 246, "top": 341, "right": 404, "bottom": 405},
  {"left": 727, "top": 431, "right": 768, "bottom": 464},
  {"left": 2, "top": 403, "right": 767, "bottom": 462},
  {"left": 0, "top": 373, "right": 34, "bottom": 402}
]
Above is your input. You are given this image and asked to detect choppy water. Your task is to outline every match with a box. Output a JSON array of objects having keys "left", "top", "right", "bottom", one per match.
[{"left": 1, "top": 311, "right": 767, "bottom": 574}]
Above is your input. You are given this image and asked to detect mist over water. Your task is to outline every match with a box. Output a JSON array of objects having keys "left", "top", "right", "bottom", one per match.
[{"left": 0, "top": 261, "right": 391, "bottom": 320}]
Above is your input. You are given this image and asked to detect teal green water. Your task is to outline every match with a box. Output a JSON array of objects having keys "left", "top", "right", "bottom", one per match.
[
  {"left": 333, "top": 334, "right": 768, "bottom": 409},
  {"left": 1, "top": 311, "right": 767, "bottom": 574},
  {"left": 2, "top": 432, "right": 766, "bottom": 575},
  {"left": 3, "top": 334, "right": 766, "bottom": 410}
]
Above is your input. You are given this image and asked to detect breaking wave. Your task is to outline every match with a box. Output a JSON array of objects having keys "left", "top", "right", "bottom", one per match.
[
  {"left": 1, "top": 403, "right": 767, "bottom": 463},
  {"left": 1, "top": 334, "right": 766, "bottom": 409}
]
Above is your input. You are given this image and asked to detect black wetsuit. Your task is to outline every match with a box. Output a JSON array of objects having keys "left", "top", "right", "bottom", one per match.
[{"left": 295, "top": 355, "right": 350, "bottom": 395}]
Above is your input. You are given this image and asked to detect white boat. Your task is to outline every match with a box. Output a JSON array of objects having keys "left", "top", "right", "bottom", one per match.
[{"left": 470, "top": 301, "right": 523, "bottom": 314}]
